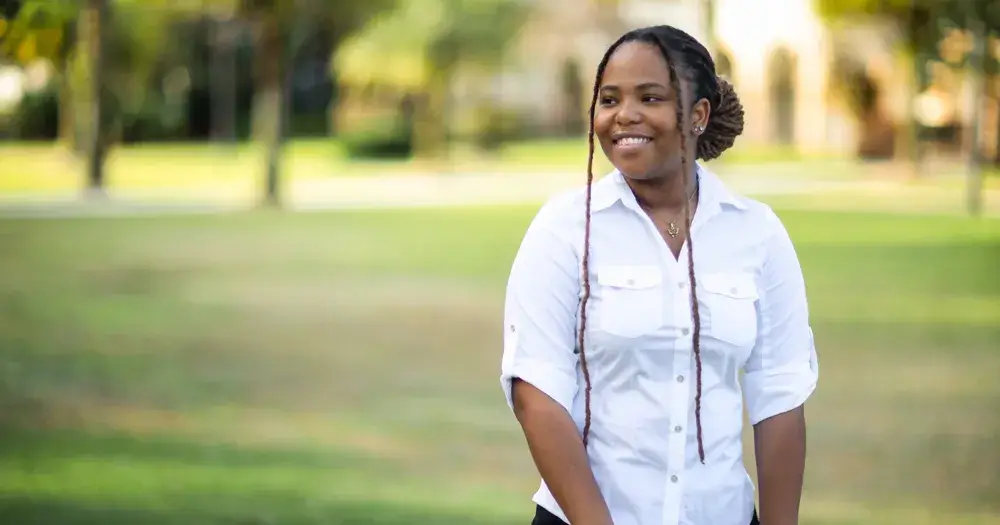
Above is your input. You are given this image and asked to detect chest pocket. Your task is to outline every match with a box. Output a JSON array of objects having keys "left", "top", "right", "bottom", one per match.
[
  {"left": 595, "top": 265, "right": 664, "bottom": 338},
  {"left": 699, "top": 272, "right": 759, "bottom": 348}
]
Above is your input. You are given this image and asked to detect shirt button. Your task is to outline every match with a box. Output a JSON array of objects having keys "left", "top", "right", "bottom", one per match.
[
  {"left": 626, "top": 279, "right": 635, "bottom": 286},
  {"left": 676, "top": 375, "right": 685, "bottom": 383},
  {"left": 670, "top": 475, "right": 679, "bottom": 483},
  {"left": 681, "top": 327, "right": 690, "bottom": 335},
  {"left": 730, "top": 287, "right": 738, "bottom": 294},
  {"left": 674, "top": 425, "right": 683, "bottom": 433},
  {"left": 677, "top": 282, "right": 686, "bottom": 289}
]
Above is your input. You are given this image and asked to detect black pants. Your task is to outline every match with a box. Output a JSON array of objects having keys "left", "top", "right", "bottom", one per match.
[{"left": 531, "top": 505, "right": 760, "bottom": 525}]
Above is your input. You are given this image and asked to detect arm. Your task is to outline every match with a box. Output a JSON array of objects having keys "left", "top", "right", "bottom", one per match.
[
  {"left": 744, "top": 210, "right": 819, "bottom": 525},
  {"left": 754, "top": 406, "right": 806, "bottom": 525},
  {"left": 501, "top": 202, "right": 613, "bottom": 525},
  {"left": 513, "top": 380, "right": 613, "bottom": 525}
]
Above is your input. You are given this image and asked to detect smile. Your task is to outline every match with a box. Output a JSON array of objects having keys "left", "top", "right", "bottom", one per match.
[{"left": 613, "top": 136, "right": 652, "bottom": 148}]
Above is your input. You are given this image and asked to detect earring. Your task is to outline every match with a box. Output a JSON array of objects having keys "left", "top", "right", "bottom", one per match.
[{"left": 694, "top": 125, "right": 705, "bottom": 135}]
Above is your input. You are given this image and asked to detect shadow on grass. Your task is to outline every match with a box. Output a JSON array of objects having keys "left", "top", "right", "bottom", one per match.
[
  {"left": 0, "top": 426, "right": 525, "bottom": 525},
  {"left": 0, "top": 425, "right": 394, "bottom": 474},
  {"left": 0, "top": 496, "right": 523, "bottom": 525}
]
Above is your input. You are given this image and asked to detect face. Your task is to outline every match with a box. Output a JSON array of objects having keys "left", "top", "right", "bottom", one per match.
[{"left": 593, "top": 41, "right": 709, "bottom": 181}]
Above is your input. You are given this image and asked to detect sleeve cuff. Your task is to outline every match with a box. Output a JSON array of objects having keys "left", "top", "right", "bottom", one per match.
[
  {"left": 501, "top": 357, "right": 578, "bottom": 414},
  {"left": 744, "top": 361, "right": 818, "bottom": 425}
]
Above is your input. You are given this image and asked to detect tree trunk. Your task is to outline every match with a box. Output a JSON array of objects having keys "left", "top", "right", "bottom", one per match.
[
  {"left": 995, "top": 94, "right": 1000, "bottom": 167},
  {"left": 253, "top": 12, "right": 285, "bottom": 207},
  {"left": 210, "top": 17, "right": 239, "bottom": 144},
  {"left": 82, "top": 0, "right": 107, "bottom": 195},
  {"left": 964, "top": 11, "right": 986, "bottom": 217},
  {"left": 411, "top": 71, "right": 449, "bottom": 161},
  {"left": 57, "top": 69, "right": 76, "bottom": 153}
]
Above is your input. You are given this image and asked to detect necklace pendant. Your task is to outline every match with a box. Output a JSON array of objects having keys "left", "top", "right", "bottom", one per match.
[{"left": 666, "top": 222, "right": 680, "bottom": 238}]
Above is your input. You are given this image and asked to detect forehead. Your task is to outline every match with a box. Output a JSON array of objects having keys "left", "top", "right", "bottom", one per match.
[{"left": 601, "top": 41, "right": 671, "bottom": 86}]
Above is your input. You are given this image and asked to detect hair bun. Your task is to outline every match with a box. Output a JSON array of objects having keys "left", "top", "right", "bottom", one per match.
[{"left": 696, "top": 77, "right": 745, "bottom": 161}]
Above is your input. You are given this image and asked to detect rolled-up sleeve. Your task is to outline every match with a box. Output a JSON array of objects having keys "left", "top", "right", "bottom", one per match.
[
  {"left": 500, "top": 199, "right": 580, "bottom": 415},
  {"left": 744, "top": 209, "right": 819, "bottom": 425}
]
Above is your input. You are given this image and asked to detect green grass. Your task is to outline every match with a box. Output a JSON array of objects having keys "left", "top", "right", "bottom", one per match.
[
  {"left": 0, "top": 206, "right": 998, "bottom": 525},
  {"left": 0, "top": 139, "right": 864, "bottom": 196}
]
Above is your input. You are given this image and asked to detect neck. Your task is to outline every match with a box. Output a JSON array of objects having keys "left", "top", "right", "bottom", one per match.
[{"left": 628, "top": 164, "right": 699, "bottom": 212}]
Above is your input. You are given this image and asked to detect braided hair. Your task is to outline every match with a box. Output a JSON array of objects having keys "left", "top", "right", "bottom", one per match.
[{"left": 578, "top": 25, "right": 745, "bottom": 463}]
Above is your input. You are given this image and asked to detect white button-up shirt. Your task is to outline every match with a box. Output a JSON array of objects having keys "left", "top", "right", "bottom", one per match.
[{"left": 501, "top": 165, "right": 818, "bottom": 525}]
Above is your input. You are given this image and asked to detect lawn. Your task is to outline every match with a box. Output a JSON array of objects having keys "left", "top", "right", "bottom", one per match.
[
  {"left": 0, "top": 205, "right": 998, "bottom": 525},
  {"left": 0, "top": 139, "right": 872, "bottom": 196}
]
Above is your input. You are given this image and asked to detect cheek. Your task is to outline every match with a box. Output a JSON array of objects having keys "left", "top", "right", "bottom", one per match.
[
  {"left": 593, "top": 111, "right": 611, "bottom": 134},
  {"left": 593, "top": 113, "right": 615, "bottom": 146}
]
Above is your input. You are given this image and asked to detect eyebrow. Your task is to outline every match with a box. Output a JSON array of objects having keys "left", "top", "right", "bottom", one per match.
[{"left": 600, "top": 82, "right": 670, "bottom": 92}]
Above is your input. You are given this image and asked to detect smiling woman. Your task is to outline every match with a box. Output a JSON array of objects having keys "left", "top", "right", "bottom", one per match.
[{"left": 501, "top": 25, "right": 816, "bottom": 525}]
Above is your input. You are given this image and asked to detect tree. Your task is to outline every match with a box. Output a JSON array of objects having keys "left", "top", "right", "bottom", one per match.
[
  {"left": 334, "top": 0, "right": 528, "bottom": 159},
  {"left": 3, "top": 0, "right": 113, "bottom": 193},
  {"left": 81, "top": 0, "right": 107, "bottom": 194},
  {"left": 240, "top": 0, "right": 397, "bottom": 207},
  {"left": 0, "top": 0, "right": 79, "bottom": 147},
  {"left": 816, "top": 0, "right": 999, "bottom": 214},
  {"left": 6, "top": 0, "right": 395, "bottom": 204},
  {"left": 816, "top": 0, "right": 998, "bottom": 64}
]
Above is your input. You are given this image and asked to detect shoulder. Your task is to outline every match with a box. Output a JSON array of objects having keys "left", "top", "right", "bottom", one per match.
[
  {"left": 721, "top": 191, "right": 803, "bottom": 275},
  {"left": 712, "top": 177, "right": 791, "bottom": 243},
  {"left": 737, "top": 195, "right": 786, "bottom": 233},
  {"left": 525, "top": 178, "right": 604, "bottom": 236},
  {"left": 704, "top": 173, "right": 800, "bottom": 271}
]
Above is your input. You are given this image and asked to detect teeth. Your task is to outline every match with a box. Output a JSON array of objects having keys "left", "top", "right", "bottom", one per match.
[{"left": 617, "top": 137, "right": 650, "bottom": 146}]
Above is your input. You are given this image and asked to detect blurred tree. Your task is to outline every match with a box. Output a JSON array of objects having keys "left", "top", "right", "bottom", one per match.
[
  {"left": 817, "top": 0, "right": 999, "bottom": 212},
  {"left": 2, "top": 0, "right": 188, "bottom": 190},
  {"left": 816, "top": 0, "right": 998, "bottom": 59},
  {"left": 0, "top": 0, "right": 79, "bottom": 146},
  {"left": 6, "top": 0, "right": 394, "bottom": 203},
  {"left": 335, "top": 0, "right": 528, "bottom": 159},
  {"left": 237, "top": 0, "right": 396, "bottom": 206},
  {"left": 80, "top": 0, "right": 108, "bottom": 194}
]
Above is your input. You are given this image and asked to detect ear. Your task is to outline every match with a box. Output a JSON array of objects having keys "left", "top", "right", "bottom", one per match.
[{"left": 691, "top": 98, "right": 711, "bottom": 134}]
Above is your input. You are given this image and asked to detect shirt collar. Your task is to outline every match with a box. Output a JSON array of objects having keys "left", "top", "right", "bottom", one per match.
[{"left": 590, "top": 162, "right": 748, "bottom": 214}]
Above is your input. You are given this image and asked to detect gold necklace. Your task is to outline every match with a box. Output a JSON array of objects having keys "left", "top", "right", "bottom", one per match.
[{"left": 666, "top": 188, "right": 699, "bottom": 238}]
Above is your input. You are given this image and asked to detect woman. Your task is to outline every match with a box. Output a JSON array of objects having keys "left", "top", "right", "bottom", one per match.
[{"left": 500, "top": 25, "right": 818, "bottom": 525}]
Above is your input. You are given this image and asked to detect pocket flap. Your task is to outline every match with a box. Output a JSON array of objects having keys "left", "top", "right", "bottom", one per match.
[
  {"left": 596, "top": 265, "right": 662, "bottom": 289},
  {"left": 700, "top": 272, "right": 758, "bottom": 299}
]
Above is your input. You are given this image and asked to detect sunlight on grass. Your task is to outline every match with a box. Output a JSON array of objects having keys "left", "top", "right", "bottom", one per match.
[
  {"left": 0, "top": 205, "right": 998, "bottom": 524},
  {"left": 0, "top": 139, "right": 856, "bottom": 195}
]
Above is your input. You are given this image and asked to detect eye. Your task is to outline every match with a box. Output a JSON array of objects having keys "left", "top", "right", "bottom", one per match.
[
  {"left": 599, "top": 96, "right": 617, "bottom": 107},
  {"left": 642, "top": 95, "right": 664, "bottom": 103}
]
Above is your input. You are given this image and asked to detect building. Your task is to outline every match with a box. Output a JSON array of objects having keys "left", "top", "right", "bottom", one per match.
[{"left": 503, "top": 0, "right": 908, "bottom": 157}]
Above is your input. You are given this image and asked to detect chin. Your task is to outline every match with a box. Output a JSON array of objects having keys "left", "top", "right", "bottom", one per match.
[{"left": 615, "top": 163, "right": 657, "bottom": 181}]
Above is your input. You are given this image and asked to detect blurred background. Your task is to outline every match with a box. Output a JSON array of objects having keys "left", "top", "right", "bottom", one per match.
[{"left": 0, "top": 0, "right": 998, "bottom": 524}]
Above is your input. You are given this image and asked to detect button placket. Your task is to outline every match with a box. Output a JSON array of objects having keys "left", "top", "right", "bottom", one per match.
[{"left": 663, "top": 337, "right": 691, "bottom": 525}]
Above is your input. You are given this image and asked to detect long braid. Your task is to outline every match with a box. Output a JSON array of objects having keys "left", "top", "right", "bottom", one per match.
[
  {"left": 685, "top": 207, "right": 705, "bottom": 463},
  {"left": 578, "top": 92, "right": 596, "bottom": 448},
  {"left": 661, "top": 43, "right": 706, "bottom": 464},
  {"left": 578, "top": 47, "right": 615, "bottom": 447}
]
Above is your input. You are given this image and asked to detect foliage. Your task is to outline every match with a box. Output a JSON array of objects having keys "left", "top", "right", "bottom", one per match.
[
  {"left": 10, "top": 84, "right": 58, "bottom": 138},
  {"left": 335, "top": 0, "right": 527, "bottom": 88},
  {"left": 334, "top": 0, "right": 528, "bottom": 157},
  {"left": 339, "top": 115, "right": 414, "bottom": 159},
  {"left": 0, "top": 0, "right": 76, "bottom": 64},
  {"left": 816, "top": 0, "right": 1000, "bottom": 125},
  {"left": 815, "top": 0, "right": 1000, "bottom": 50}
]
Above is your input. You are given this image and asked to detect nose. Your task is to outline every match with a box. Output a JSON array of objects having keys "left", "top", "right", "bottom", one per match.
[{"left": 614, "top": 99, "right": 642, "bottom": 126}]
